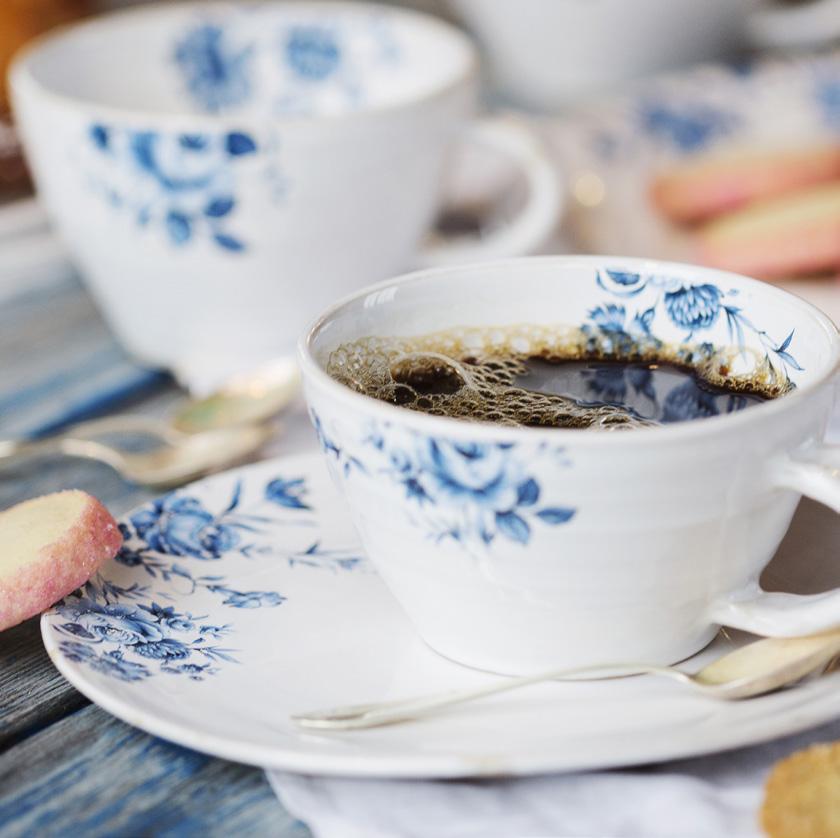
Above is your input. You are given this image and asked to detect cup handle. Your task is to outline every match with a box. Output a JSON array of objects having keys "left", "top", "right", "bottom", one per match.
[
  {"left": 707, "top": 442, "right": 840, "bottom": 636},
  {"left": 416, "top": 115, "right": 562, "bottom": 267}
]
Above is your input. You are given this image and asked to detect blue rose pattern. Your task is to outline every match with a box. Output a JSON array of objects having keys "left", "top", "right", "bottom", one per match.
[
  {"left": 591, "top": 268, "right": 802, "bottom": 380},
  {"left": 51, "top": 474, "right": 365, "bottom": 682},
  {"left": 86, "top": 124, "right": 257, "bottom": 252},
  {"left": 315, "top": 415, "right": 575, "bottom": 548},
  {"left": 286, "top": 26, "right": 341, "bottom": 80},
  {"left": 172, "top": 17, "right": 401, "bottom": 117},
  {"left": 639, "top": 101, "right": 737, "bottom": 152},
  {"left": 174, "top": 24, "right": 254, "bottom": 112}
]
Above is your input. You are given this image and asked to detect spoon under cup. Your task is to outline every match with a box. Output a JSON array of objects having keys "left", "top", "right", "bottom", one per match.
[{"left": 292, "top": 629, "right": 840, "bottom": 731}]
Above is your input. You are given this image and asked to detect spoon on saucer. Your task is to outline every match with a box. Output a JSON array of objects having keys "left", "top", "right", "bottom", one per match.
[{"left": 292, "top": 628, "right": 840, "bottom": 731}]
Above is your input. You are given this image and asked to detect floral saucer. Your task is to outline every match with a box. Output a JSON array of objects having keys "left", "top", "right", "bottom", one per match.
[{"left": 42, "top": 452, "right": 840, "bottom": 778}]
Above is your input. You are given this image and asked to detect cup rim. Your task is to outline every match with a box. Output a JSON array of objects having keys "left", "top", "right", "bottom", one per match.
[
  {"left": 298, "top": 255, "right": 840, "bottom": 447},
  {"left": 9, "top": 0, "right": 478, "bottom": 130}
]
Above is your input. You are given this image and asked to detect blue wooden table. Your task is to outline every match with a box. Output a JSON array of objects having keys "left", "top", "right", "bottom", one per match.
[{"left": 0, "top": 273, "right": 312, "bottom": 837}]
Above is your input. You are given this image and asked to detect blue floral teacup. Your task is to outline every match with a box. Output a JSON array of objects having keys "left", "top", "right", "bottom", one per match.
[
  {"left": 10, "top": 2, "right": 560, "bottom": 389},
  {"left": 300, "top": 255, "right": 840, "bottom": 675}
]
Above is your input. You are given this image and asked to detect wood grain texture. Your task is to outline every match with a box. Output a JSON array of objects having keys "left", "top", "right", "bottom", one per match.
[
  {"left": 0, "top": 618, "right": 88, "bottom": 751},
  {"left": 0, "top": 705, "right": 309, "bottom": 837},
  {"left": 0, "top": 271, "right": 310, "bottom": 834}
]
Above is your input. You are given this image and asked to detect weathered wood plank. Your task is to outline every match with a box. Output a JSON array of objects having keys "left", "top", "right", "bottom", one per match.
[
  {"left": 0, "top": 275, "right": 171, "bottom": 439},
  {"left": 0, "top": 273, "right": 309, "bottom": 833},
  {"left": 0, "top": 618, "right": 88, "bottom": 751},
  {"left": 0, "top": 704, "right": 311, "bottom": 837}
]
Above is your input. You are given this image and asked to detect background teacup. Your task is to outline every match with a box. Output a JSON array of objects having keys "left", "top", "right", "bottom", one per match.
[
  {"left": 300, "top": 256, "right": 840, "bottom": 675},
  {"left": 10, "top": 1, "right": 560, "bottom": 390}
]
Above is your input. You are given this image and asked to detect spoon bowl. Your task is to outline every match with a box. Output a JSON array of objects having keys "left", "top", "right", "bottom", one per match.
[{"left": 172, "top": 359, "right": 300, "bottom": 434}]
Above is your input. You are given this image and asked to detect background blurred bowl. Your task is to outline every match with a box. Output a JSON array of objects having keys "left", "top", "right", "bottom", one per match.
[{"left": 449, "top": 0, "right": 757, "bottom": 111}]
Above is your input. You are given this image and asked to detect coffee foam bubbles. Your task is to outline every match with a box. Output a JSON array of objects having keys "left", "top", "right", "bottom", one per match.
[{"left": 325, "top": 324, "right": 789, "bottom": 430}]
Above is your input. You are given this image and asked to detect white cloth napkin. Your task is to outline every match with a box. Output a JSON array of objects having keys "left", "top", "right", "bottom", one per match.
[{"left": 266, "top": 718, "right": 840, "bottom": 838}]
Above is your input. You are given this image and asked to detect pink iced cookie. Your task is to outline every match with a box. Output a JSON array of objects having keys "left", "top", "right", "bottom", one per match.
[
  {"left": 0, "top": 490, "right": 122, "bottom": 631},
  {"left": 696, "top": 181, "right": 840, "bottom": 280},
  {"left": 651, "top": 145, "right": 840, "bottom": 225}
]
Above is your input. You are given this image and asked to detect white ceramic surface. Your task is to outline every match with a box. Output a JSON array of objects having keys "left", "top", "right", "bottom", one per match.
[
  {"left": 450, "top": 0, "right": 756, "bottom": 110},
  {"left": 40, "top": 452, "right": 840, "bottom": 778},
  {"left": 10, "top": 1, "right": 560, "bottom": 390},
  {"left": 300, "top": 255, "right": 840, "bottom": 675},
  {"left": 0, "top": 197, "right": 73, "bottom": 298}
]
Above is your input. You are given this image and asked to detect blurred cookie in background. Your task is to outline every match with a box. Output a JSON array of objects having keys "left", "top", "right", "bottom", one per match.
[
  {"left": 761, "top": 740, "right": 840, "bottom": 838},
  {"left": 653, "top": 144, "right": 840, "bottom": 281},
  {"left": 552, "top": 51, "right": 840, "bottom": 291}
]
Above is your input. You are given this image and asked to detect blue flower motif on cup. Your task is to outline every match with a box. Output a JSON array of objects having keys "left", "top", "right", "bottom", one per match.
[
  {"left": 49, "top": 471, "right": 365, "bottom": 681},
  {"left": 663, "top": 284, "right": 722, "bottom": 332},
  {"left": 85, "top": 123, "right": 258, "bottom": 252},
  {"left": 174, "top": 24, "right": 254, "bottom": 112},
  {"left": 591, "top": 268, "right": 803, "bottom": 382},
  {"left": 588, "top": 303, "right": 627, "bottom": 333},
  {"left": 285, "top": 26, "right": 341, "bottom": 80},
  {"left": 271, "top": 14, "right": 402, "bottom": 115},
  {"left": 314, "top": 413, "right": 576, "bottom": 548}
]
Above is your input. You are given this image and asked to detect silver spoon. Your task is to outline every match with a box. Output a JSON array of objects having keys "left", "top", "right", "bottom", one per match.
[
  {"left": 3, "top": 358, "right": 300, "bottom": 450},
  {"left": 292, "top": 629, "right": 840, "bottom": 731},
  {"left": 0, "top": 425, "right": 272, "bottom": 489}
]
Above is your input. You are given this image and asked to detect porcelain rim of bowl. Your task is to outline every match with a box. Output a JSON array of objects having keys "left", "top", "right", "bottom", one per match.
[
  {"left": 298, "top": 254, "right": 840, "bottom": 448},
  {"left": 8, "top": 0, "right": 479, "bottom": 129}
]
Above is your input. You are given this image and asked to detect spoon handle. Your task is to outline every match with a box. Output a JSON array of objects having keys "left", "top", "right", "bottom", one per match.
[
  {"left": 0, "top": 435, "right": 130, "bottom": 473},
  {"left": 292, "top": 663, "right": 682, "bottom": 730},
  {"left": 0, "top": 416, "right": 180, "bottom": 461}
]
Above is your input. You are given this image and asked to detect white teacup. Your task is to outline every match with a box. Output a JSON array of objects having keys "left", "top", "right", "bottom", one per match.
[
  {"left": 10, "top": 2, "right": 560, "bottom": 390},
  {"left": 300, "top": 256, "right": 840, "bottom": 675}
]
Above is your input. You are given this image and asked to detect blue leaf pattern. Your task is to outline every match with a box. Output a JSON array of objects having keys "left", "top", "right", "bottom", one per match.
[
  {"left": 266, "top": 477, "right": 310, "bottom": 509},
  {"left": 495, "top": 511, "right": 530, "bottom": 544},
  {"left": 536, "top": 508, "right": 577, "bottom": 525}
]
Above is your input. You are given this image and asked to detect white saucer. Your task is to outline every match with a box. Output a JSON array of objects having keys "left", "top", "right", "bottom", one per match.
[{"left": 41, "top": 452, "right": 840, "bottom": 778}]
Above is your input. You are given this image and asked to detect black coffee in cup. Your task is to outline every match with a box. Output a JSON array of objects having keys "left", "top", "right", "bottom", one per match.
[{"left": 326, "top": 325, "right": 784, "bottom": 430}]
